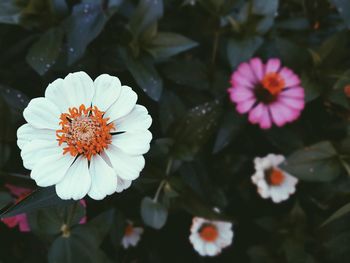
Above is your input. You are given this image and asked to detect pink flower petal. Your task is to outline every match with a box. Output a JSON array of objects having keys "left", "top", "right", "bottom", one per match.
[
  {"left": 269, "top": 102, "right": 300, "bottom": 125},
  {"left": 269, "top": 104, "right": 288, "bottom": 127},
  {"left": 2, "top": 217, "right": 18, "bottom": 228},
  {"left": 237, "top": 62, "right": 257, "bottom": 84},
  {"left": 236, "top": 98, "right": 256, "bottom": 114},
  {"left": 265, "top": 58, "right": 281, "bottom": 74},
  {"left": 228, "top": 86, "right": 254, "bottom": 103},
  {"left": 258, "top": 107, "right": 272, "bottom": 129},
  {"left": 18, "top": 214, "right": 30, "bottom": 232},
  {"left": 5, "top": 184, "right": 31, "bottom": 198},
  {"left": 281, "top": 87, "right": 305, "bottom": 99},
  {"left": 278, "top": 97, "right": 305, "bottom": 110},
  {"left": 248, "top": 103, "right": 265, "bottom": 124},
  {"left": 231, "top": 72, "right": 254, "bottom": 88},
  {"left": 249, "top": 58, "right": 264, "bottom": 81},
  {"left": 279, "top": 67, "right": 301, "bottom": 87}
]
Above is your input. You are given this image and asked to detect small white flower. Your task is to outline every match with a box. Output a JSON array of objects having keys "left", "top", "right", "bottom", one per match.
[
  {"left": 17, "top": 72, "right": 152, "bottom": 200},
  {"left": 189, "top": 217, "right": 233, "bottom": 257},
  {"left": 121, "top": 223, "right": 143, "bottom": 249},
  {"left": 251, "top": 154, "right": 298, "bottom": 203}
]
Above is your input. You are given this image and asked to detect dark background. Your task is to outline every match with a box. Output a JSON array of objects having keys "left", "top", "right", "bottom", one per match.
[{"left": 0, "top": 0, "right": 350, "bottom": 262}]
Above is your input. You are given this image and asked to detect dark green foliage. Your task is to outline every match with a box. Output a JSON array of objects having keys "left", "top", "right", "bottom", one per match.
[{"left": 0, "top": 0, "right": 350, "bottom": 262}]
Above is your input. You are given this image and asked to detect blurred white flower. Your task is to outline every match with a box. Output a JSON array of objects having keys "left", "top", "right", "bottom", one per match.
[
  {"left": 121, "top": 222, "right": 143, "bottom": 249},
  {"left": 251, "top": 154, "right": 298, "bottom": 203},
  {"left": 17, "top": 72, "right": 152, "bottom": 200},
  {"left": 189, "top": 217, "right": 233, "bottom": 257}
]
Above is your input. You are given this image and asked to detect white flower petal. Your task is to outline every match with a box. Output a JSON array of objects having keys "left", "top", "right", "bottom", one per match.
[
  {"left": 205, "top": 243, "right": 220, "bottom": 256},
  {"left": 46, "top": 72, "right": 94, "bottom": 113},
  {"left": 56, "top": 156, "right": 91, "bottom": 200},
  {"left": 44, "top": 78, "right": 70, "bottom": 112},
  {"left": 31, "top": 151, "right": 75, "bottom": 187},
  {"left": 92, "top": 74, "right": 122, "bottom": 112},
  {"left": 104, "top": 86, "right": 137, "bottom": 123},
  {"left": 105, "top": 145, "right": 145, "bottom": 180},
  {"left": 114, "top": 105, "right": 152, "bottom": 132},
  {"left": 111, "top": 130, "right": 152, "bottom": 155},
  {"left": 88, "top": 154, "right": 118, "bottom": 200},
  {"left": 23, "top": 97, "right": 60, "bottom": 130},
  {"left": 21, "top": 140, "right": 59, "bottom": 170},
  {"left": 62, "top": 71, "right": 95, "bottom": 109},
  {"left": 116, "top": 177, "right": 132, "bottom": 193},
  {"left": 17, "top": 124, "right": 56, "bottom": 150}
]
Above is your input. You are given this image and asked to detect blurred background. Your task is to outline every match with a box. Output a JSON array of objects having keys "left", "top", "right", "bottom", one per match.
[{"left": 1, "top": 0, "right": 350, "bottom": 262}]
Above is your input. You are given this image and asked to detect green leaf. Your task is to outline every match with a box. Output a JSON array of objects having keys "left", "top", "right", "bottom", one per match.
[
  {"left": 213, "top": 110, "right": 245, "bottom": 153},
  {"left": 252, "top": 0, "right": 278, "bottom": 16},
  {"left": 141, "top": 197, "right": 168, "bottom": 229},
  {"left": 280, "top": 141, "right": 342, "bottom": 182},
  {"left": 119, "top": 47, "right": 163, "bottom": 101},
  {"left": 64, "top": 1, "right": 108, "bottom": 65},
  {"left": 159, "top": 89, "right": 186, "bottom": 133},
  {"left": 275, "top": 37, "right": 311, "bottom": 69},
  {"left": 129, "top": 0, "right": 163, "bottom": 37},
  {"left": 227, "top": 36, "right": 263, "bottom": 68},
  {"left": 26, "top": 27, "right": 64, "bottom": 75},
  {"left": 328, "top": 69, "right": 350, "bottom": 109},
  {"left": 330, "top": 0, "right": 350, "bottom": 29},
  {"left": 0, "top": 187, "right": 74, "bottom": 218},
  {"left": 145, "top": 32, "right": 198, "bottom": 60},
  {"left": 0, "top": 0, "right": 21, "bottom": 24},
  {"left": 172, "top": 100, "right": 223, "bottom": 159},
  {"left": 301, "top": 72, "right": 321, "bottom": 102},
  {"left": 161, "top": 59, "right": 209, "bottom": 90},
  {"left": 48, "top": 230, "right": 104, "bottom": 263},
  {"left": 0, "top": 95, "right": 11, "bottom": 169},
  {"left": 28, "top": 202, "right": 86, "bottom": 235},
  {"left": 84, "top": 209, "right": 115, "bottom": 245},
  {"left": 0, "top": 192, "right": 12, "bottom": 209},
  {"left": 322, "top": 202, "right": 350, "bottom": 227},
  {"left": 317, "top": 31, "right": 348, "bottom": 67}
]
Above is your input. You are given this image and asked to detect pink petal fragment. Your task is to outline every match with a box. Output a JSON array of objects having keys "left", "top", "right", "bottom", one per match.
[
  {"left": 236, "top": 98, "right": 256, "bottom": 114},
  {"left": 230, "top": 72, "right": 254, "bottom": 88},
  {"left": 228, "top": 86, "right": 254, "bottom": 103},
  {"left": 279, "top": 67, "right": 301, "bottom": 87},
  {"left": 270, "top": 102, "right": 300, "bottom": 125},
  {"left": 278, "top": 97, "right": 305, "bottom": 110},
  {"left": 281, "top": 87, "right": 305, "bottom": 99},
  {"left": 269, "top": 104, "right": 288, "bottom": 127},
  {"left": 249, "top": 58, "right": 264, "bottom": 81},
  {"left": 248, "top": 103, "right": 265, "bottom": 124},
  {"left": 237, "top": 62, "right": 257, "bottom": 84},
  {"left": 265, "top": 58, "right": 281, "bottom": 74},
  {"left": 258, "top": 106, "right": 272, "bottom": 129}
]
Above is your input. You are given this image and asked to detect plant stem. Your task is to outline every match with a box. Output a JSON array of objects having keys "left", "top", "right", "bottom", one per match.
[{"left": 153, "top": 180, "right": 167, "bottom": 202}]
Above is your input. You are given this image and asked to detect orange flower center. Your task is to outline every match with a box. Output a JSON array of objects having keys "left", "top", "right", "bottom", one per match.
[
  {"left": 266, "top": 168, "right": 285, "bottom": 186},
  {"left": 56, "top": 104, "right": 115, "bottom": 160},
  {"left": 261, "top": 72, "right": 285, "bottom": 95},
  {"left": 124, "top": 224, "right": 134, "bottom": 236},
  {"left": 199, "top": 224, "right": 218, "bottom": 242}
]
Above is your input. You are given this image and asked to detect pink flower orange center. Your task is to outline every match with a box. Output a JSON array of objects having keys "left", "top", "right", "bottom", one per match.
[
  {"left": 56, "top": 104, "right": 115, "bottom": 160},
  {"left": 199, "top": 224, "right": 218, "bottom": 242},
  {"left": 124, "top": 224, "right": 134, "bottom": 236},
  {"left": 261, "top": 72, "right": 285, "bottom": 96},
  {"left": 266, "top": 168, "right": 285, "bottom": 186}
]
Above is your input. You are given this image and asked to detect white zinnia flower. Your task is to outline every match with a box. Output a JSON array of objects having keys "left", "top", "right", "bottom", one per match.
[
  {"left": 121, "top": 222, "right": 143, "bottom": 249},
  {"left": 251, "top": 154, "right": 298, "bottom": 203},
  {"left": 189, "top": 217, "right": 233, "bottom": 257},
  {"left": 17, "top": 72, "right": 152, "bottom": 200}
]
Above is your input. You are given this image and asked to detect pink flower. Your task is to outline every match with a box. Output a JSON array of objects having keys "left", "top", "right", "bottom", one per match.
[
  {"left": 1, "top": 185, "right": 31, "bottom": 232},
  {"left": 228, "top": 58, "right": 305, "bottom": 129},
  {"left": 2, "top": 184, "right": 87, "bottom": 232}
]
